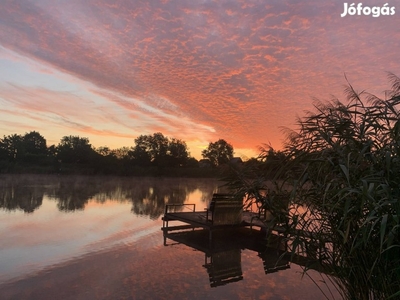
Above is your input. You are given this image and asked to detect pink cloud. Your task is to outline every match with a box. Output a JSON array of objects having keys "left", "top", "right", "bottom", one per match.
[{"left": 0, "top": 0, "right": 399, "bottom": 155}]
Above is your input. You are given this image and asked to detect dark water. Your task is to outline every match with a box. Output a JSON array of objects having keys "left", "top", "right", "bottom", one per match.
[{"left": 0, "top": 175, "right": 340, "bottom": 300}]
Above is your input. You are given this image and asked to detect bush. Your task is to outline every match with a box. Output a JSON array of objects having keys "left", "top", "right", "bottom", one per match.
[{"left": 225, "top": 73, "right": 400, "bottom": 300}]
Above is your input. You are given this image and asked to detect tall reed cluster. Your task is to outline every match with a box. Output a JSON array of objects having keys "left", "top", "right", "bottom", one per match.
[{"left": 225, "top": 74, "right": 400, "bottom": 299}]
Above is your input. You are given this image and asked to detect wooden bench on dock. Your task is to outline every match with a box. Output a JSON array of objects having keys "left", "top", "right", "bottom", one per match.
[
  {"left": 162, "top": 193, "right": 243, "bottom": 240},
  {"left": 206, "top": 193, "right": 243, "bottom": 226}
]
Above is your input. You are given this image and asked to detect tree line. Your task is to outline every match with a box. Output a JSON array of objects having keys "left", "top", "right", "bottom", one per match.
[{"left": 0, "top": 131, "right": 241, "bottom": 176}]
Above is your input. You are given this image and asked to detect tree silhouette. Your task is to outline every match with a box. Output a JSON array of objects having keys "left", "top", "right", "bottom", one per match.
[
  {"left": 0, "top": 130, "right": 220, "bottom": 175},
  {"left": 56, "top": 136, "right": 95, "bottom": 164},
  {"left": 132, "top": 133, "right": 190, "bottom": 167},
  {"left": 0, "top": 134, "right": 23, "bottom": 161},
  {"left": 202, "top": 139, "right": 234, "bottom": 167},
  {"left": 166, "top": 138, "right": 189, "bottom": 166},
  {"left": 23, "top": 131, "right": 47, "bottom": 155}
]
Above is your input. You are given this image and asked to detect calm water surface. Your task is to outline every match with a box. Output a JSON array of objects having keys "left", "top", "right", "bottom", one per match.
[{"left": 0, "top": 175, "right": 339, "bottom": 300}]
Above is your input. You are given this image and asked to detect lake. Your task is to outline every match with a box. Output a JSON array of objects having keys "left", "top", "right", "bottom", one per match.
[{"left": 0, "top": 175, "right": 339, "bottom": 300}]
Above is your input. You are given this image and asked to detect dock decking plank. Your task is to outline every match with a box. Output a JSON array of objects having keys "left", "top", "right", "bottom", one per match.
[{"left": 162, "top": 210, "right": 273, "bottom": 230}]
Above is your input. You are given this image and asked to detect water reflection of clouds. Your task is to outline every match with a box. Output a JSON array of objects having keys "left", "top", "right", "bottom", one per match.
[
  {"left": 0, "top": 176, "right": 220, "bottom": 284},
  {"left": 0, "top": 196, "right": 152, "bottom": 283},
  {"left": 1, "top": 223, "right": 339, "bottom": 299}
]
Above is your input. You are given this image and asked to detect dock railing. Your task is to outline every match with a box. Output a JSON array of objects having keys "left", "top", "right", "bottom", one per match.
[
  {"left": 164, "top": 203, "right": 196, "bottom": 214},
  {"left": 163, "top": 203, "right": 196, "bottom": 230}
]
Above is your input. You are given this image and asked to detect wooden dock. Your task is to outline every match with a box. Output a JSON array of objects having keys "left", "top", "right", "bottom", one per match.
[
  {"left": 162, "top": 194, "right": 329, "bottom": 265},
  {"left": 161, "top": 193, "right": 289, "bottom": 240},
  {"left": 161, "top": 200, "right": 287, "bottom": 242}
]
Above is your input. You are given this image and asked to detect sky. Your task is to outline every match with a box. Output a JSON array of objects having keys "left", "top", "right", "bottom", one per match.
[{"left": 0, "top": 0, "right": 399, "bottom": 159}]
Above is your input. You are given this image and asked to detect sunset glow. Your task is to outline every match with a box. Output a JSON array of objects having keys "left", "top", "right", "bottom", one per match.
[{"left": 1, "top": 0, "right": 399, "bottom": 159}]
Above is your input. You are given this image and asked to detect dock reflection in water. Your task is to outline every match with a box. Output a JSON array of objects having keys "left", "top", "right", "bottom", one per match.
[{"left": 163, "top": 227, "right": 291, "bottom": 288}]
